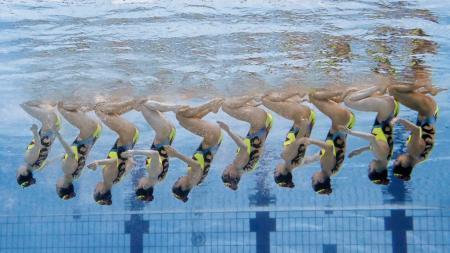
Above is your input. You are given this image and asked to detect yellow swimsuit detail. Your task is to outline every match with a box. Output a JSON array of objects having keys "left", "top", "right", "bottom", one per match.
[
  {"left": 284, "top": 110, "right": 315, "bottom": 147},
  {"left": 26, "top": 115, "right": 62, "bottom": 170},
  {"left": 240, "top": 112, "right": 273, "bottom": 171}
]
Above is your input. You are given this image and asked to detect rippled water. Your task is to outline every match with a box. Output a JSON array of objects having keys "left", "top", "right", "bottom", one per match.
[{"left": 0, "top": 0, "right": 449, "bottom": 215}]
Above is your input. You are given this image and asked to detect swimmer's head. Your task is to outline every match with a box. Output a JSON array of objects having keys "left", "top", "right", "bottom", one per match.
[
  {"left": 368, "top": 160, "right": 389, "bottom": 185},
  {"left": 135, "top": 187, "right": 154, "bottom": 202},
  {"left": 221, "top": 165, "right": 240, "bottom": 191},
  {"left": 56, "top": 180, "right": 76, "bottom": 200},
  {"left": 274, "top": 164, "right": 294, "bottom": 188},
  {"left": 393, "top": 154, "right": 415, "bottom": 181},
  {"left": 93, "top": 183, "right": 112, "bottom": 205},
  {"left": 172, "top": 177, "right": 191, "bottom": 202},
  {"left": 312, "top": 171, "right": 332, "bottom": 195},
  {"left": 17, "top": 166, "right": 36, "bottom": 188},
  {"left": 135, "top": 177, "right": 154, "bottom": 202}
]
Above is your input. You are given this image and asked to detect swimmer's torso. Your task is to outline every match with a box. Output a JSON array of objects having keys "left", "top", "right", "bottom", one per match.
[
  {"left": 189, "top": 135, "right": 223, "bottom": 185},
  {"left": 320, "top": 112, "right": 355, "bottom": 175},
  {"left": 26, "top": 119, "right": 61, "bottom": 170},
  {"left": 409, "top": 107, "right": 438, "bottom": 161},
  {"left": 283, "top": 110, "right": 315, "bottom": 168},
  {"left": 146, "top": 127, "right": 176, "bottom": 181},
  {"left": 64, "top": 124, "right": 102, "bottom": 179},
  {"left": 108, "top": 129, "right": 139, "bottom": 184},
  {"left": 371, "top": 99, "right": 399, "bottom": 160},
  {"left": 238, "top": 113, "right": 273, "bottom": 172}
]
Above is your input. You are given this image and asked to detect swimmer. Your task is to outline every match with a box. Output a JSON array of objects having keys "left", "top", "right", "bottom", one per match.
[
  {"left": 121, "top": 100, "right": 177, "bottom": 202},
  {"left": 261, "top": 91, "right": 316, "bottom": 188},
  {"left": 219, "top": 95, "right": 273, "bottom": 190},
  {"left": 343, "top": 85, "right": 399, "bottom": 185},
  {"left": 300, "top": 89, "right": 356, "bottom": 195},
  {"left": 388, "top": 82, "right": 440, "bottom": 181},
  {"left": 17, "top": 101, "right": 61, "bottom": 188},
  {"left": 148, "top": 99, "right": 223, "bottom": 202},
  {"left": 87, "top": 99, "right": 140, "bottom": 205},
  {"left": 53, "top": 102, "right": 102, "bottom": 200}
]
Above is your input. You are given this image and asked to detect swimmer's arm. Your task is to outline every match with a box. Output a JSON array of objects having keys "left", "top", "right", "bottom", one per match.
[
  {"left": 87, "top": 159, "right": 117, "bottom": 171},
  {"left": 24, "top": 125, "right": 42, "bottom": 164},
  {"left": 389, "top": 82, "right": 426, "bottom": 93},
  {"left": 164, "top": 146, "right": 199, "bottom": 169},
  {"left": 123, "top": 149, "right": 159, "bottom": 158},
  {"left": 348, "top": 146, "right": 370, "bottom": 158},
  {"left": 30, "top": 124, "right": 42, "bottom": 149},
  {"left": 302, "top": 153, "right": 321, "bottom": 165},
  {"left": 300, "top": 137, "right": 332, "bottom": 151},
  {"left": 392, "top": 117, "right": 420, "bottom": 134},
  {"left": 217, "top": 121, "right": 247, "bottom": 149},
  {"left": 124, "top": 150, "right": 160, "bottom": 171},
  {"left": 340, "top": 127, "right": 376, "bottom": 143},
  {"left": 54, "top": 131, "right": 75, "bottom": 158},
  {"left": 42, "top": 154, "right": 65, "bottom": 168}
]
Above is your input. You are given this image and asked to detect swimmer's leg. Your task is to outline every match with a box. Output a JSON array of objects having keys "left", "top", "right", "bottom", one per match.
[
  {"left": 309, "top": 92, "right": 351, "bottom": 129},
  {"left": 139, "top": 103, "right": 174, "bottom": 141},
  {"left": 177, "top": 98, "right": 223, "bottom": 118},
  {"left": 175, "top": 112, "right": 221, "bottom": 148},
  {"left": 95, "top": 99, "right": 137, "bottom": 115},
  {"left": 144, "top": 101, "right": 187, "bottom": 113},
  {"left": 58, "top": 102, "right": 99, "bottom": 139},
  {"left": 21, "top": 102, "right": 58, "bottom": 130},
  {"left": 310, "top": 89, "right": 344, "bottom": 100},
  {"left": 262, "top": 97, "right": 310, "bottom": 124},
  {"left": 222, "top": 97, "right": 267, "bottom": 131},
  {"left": 388, "top": 85, "right": 436, "bottom": 116},
  {"left": 344, "top": 87, "right": 394, "bottom": 121},
  {"left": 95, "top": 110, "right": 137, "bottom": 145},
  {"left": 24, "top": 124, "right": 43, "bottom": 165}
]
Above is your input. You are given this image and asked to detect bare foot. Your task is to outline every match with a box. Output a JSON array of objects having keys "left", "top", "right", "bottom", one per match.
[{"left": 212, "top": 98, "right": 225, "bottom": 113}]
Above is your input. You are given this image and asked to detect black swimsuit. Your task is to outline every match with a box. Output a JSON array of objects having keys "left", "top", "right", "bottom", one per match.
[
  {"left": 108, "top": 129, "right": 139, "bottom": 184},
  {"left": 27, "top": 129, "right": 56, "bottom": 170},
  {"left": 414, "top": 108, "right": 438, "bottom": 161}
]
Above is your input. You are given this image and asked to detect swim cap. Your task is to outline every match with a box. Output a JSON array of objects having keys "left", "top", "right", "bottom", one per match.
[
  {"left": 17, "top": 170, "right": 36, "bottom": 188},
  {"left": 172, "top": 185, "right": 190, "bottom": 202},
  {"left": 94, "top": 189, "right": 112, "bottom": 205},
  {"left": 135, "top": 187, "right": 154, "bottom": 202},
  {"left": 57, "top": 183, "right": 76, "bottom": 200},
  {"left": 313, "top": 177, "right": 332, "bottom": 195},
  {"left": 274, "top": 171, "right": 295, "bottom": 188}
]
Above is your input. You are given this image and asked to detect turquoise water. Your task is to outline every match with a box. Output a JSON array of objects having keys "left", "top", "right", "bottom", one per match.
[{"left": 0, "top": 1, "right": 449, "bottom": 252}]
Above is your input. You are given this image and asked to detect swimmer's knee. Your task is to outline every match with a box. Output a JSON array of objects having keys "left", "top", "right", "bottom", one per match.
[
  {"left": 388, "top": 86, "right": 400, "bottom": 96},
  {"left": 175, "top": 112, "right": 187, "bottom": 122}
]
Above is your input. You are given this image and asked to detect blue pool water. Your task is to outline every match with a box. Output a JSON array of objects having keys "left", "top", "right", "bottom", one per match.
[{"left": 0, "top": 0, "right": 449, "bottom": 252}]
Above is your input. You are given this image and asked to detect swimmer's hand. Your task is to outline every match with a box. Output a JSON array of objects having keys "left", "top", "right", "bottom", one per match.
[
  {"left": 30, "top": 124, "right": 39, "bottom": 132},
  {"left": 87, "top": 162, "right": 98, "bottom": 171},
  {"left": 122, "top": 151, "right": 133, "bottom": 158},
  {"left": 217, "top": 121, "right": 230, "bottom": 131},
  {"left": 429, "top": 86, "right": 447, "bottom": 96},
  {"left": 163, "top": 145, "right": 177, "bottom": 157},
  {"left": 298, "top": 137, "right": 310, "bottom": 145},
  {"left": 134, "top": 97, "right": 148, "bottom": 111},
  {"left": 338, "top": 126, "right": 350, "bottom": 133},
  {"left": 391, "top": 117, "right": 400, "bottom": 125},
  {"left": 343, "top": 87, "right": 359, "bottom": 98},
  {"left": 348, "top": 150, "right": 362, "bottom": 158}
]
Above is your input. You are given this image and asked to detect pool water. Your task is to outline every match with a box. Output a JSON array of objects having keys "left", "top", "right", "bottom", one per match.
[{"left": 0, "top": 0, "right": 449, "bottom": 252}]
